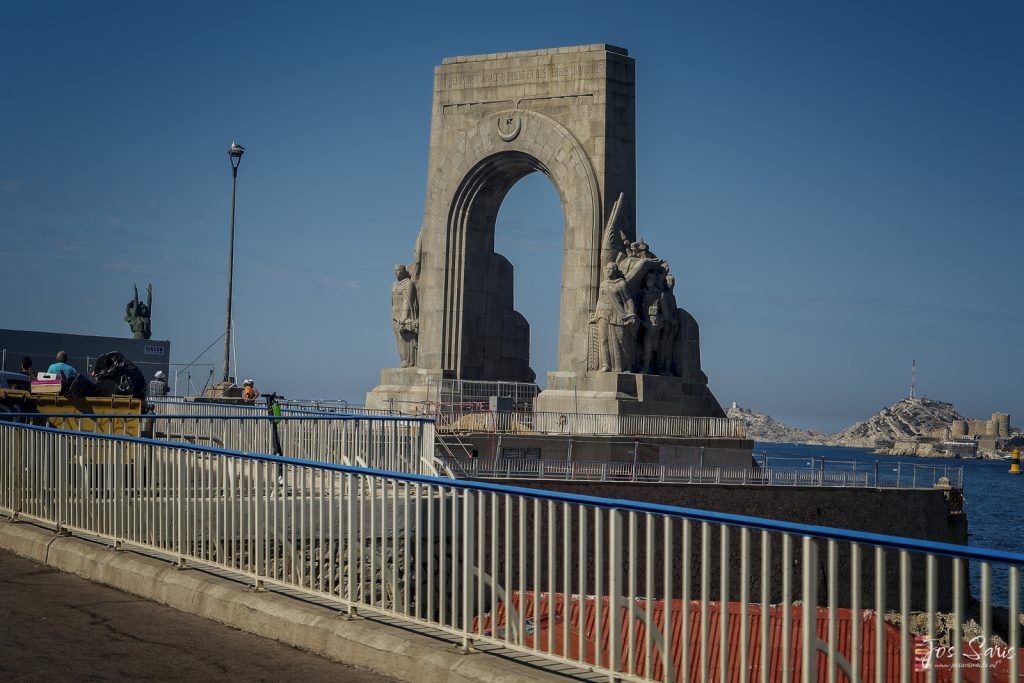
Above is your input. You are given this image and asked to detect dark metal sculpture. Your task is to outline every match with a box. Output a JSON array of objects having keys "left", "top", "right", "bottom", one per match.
[{"left": 124, "top": 283, "right": 152, "bottom": 340}]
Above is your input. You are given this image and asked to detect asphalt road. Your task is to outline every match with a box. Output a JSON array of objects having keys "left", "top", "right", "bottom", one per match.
[{"left": 0, "top": 550, "right": 399, "bottom": 682}]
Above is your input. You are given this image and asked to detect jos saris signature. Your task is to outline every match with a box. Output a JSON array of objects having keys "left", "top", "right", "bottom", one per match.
[{"left": 914, "top": 635, "right": 1016, "bottom": 671}]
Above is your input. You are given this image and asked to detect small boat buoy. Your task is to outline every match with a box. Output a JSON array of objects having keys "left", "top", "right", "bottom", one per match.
[{"left": 1010, "top": 448, "right": 1022, "bottom": 475}]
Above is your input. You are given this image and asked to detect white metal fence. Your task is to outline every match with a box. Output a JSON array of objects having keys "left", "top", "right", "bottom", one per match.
[
  {"left": 439, "top": 457, "right": 962, "bottom": 491},
  {"left": 437, "top": 409, "right": 746, "bottom": 439},
  {"left": 151, "top": 398, "right": 397, "bottom": 418},
  {"left": 21, "top": 409, "right": 440, "bottom": 478},
  {"left": 159, "top": 396, "right": 747, "bottom": 439},
  {"left": 0, "top": 422, "right": 1020, "bottom": 682},
  {"left": 25, "top": 410, "right": 958, "bottom": 492},
  {"left": 438, "top": 378, "right": 540, "bottom": 412},
  {"left": 754, "top": 454, "right": 965, "bottom": 491}
]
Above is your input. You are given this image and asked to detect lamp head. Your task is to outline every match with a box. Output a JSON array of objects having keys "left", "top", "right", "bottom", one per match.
[{"left": 228, "top": 142, "right": 245, "bottom": 169}]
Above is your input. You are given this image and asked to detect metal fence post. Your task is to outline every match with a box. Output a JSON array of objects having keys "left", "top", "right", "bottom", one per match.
[
  {"left": 57, "top": 433, "right": 68, "bottom": 534},
  {"left": 461, "top": 489, "right": 475, "bottom": 652},
  {"left": 347, "top": 473, "right": 359, "bottom": 618},
  {"left": 420, "top": 420, "right": 436, "bottom": 476},
  {"left": 176, "top": 448, "right": 187, "bottom": 568},
  {"left": 254, "top": 461, "right": 264, "bottom": 591},
  {"left": 608, "top": 508, "right": 623, "bottom": 677},
  {"left": 12, "top": 428, "right": 23, "bottom": 519},
  {"left": 113, "top": 441, "right": 123, "bottom": 548},
  {"left": 802, "top": 536, "right": 819, "bottom": 682}
]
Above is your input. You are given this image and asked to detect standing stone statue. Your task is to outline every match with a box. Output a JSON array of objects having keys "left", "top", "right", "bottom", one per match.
[
  {"left": 124, "top": 283, "right": 152, "bottom": 340},
  {"left": 677, "top": 307, "right": 707, "bottom": 384},
  {"left": 637, "top": 271, "right": 664, "bottom": 374},
  {"left": 591, "top": 262, "right": 636, "bottom": 372},
  {"left": 391, "top": 264, "right": 419, "bottom": 367},
  {"left": 658, "top": 272, "right": 681, "bottom": 375}
]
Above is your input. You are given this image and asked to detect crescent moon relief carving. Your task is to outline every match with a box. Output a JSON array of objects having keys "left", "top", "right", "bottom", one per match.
[{"left": 497, "top": 111, "right": 522, "bottom": 141}]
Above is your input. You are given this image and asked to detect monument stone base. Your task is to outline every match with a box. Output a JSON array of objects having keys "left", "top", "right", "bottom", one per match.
[
  {"left": 535, "top": 371, "right": 725, "bottom": 418},
  {"left": 365, "top": 367, "right": 448, "bottom": 413}
]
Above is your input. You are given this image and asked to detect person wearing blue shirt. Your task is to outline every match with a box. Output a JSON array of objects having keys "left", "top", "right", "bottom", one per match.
[{"left": 46, "top": 350, "right": 78, "bottom": 379}]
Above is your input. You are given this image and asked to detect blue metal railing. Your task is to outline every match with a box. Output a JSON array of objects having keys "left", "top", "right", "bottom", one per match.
[{"left": 1, "top": 420, "right": 1020, "bottom": 681}]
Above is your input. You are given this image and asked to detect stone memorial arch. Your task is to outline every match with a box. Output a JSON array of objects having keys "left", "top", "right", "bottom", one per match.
[{"left": 368, "top": 45, "right": 723, "bottom": 418}]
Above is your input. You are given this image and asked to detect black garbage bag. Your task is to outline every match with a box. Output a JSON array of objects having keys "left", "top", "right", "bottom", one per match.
[
  {"left": 64, "top": 373, "right": 97, "bottom": 399},
  {"left": 91, "top": 351, "right": 147, "bottom": 399}
]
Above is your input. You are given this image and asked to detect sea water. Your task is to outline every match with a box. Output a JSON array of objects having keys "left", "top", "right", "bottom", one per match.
[{"left": 756, "top": 442, "right": 1022, "bottom": 607}]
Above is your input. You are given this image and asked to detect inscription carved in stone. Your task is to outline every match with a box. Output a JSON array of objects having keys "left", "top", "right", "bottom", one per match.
[{"left": 436, "top": 63, "right": 604, "bottom": 90}]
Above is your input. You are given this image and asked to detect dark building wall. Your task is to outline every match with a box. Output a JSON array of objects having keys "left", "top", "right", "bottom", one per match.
[
  {"left": 0, "top": 329, "right": 170, "bottom": 382},
  {"left": 520, "top": 481, "right": 966, "bottom": 545}
]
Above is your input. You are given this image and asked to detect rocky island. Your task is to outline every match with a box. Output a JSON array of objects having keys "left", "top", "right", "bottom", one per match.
[
  {"left": 729, "top": 398, "right": 1018, "bottom": 459},
  {"left": 726, "top": 403, "right": 828, "bottom": 445}
]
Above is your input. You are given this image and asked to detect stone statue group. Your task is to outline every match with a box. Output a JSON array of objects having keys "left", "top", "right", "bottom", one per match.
[
  {"left": 387, "top": 193, "right": 702, "bottom": 381},
  {"left": 591, "top": 194, "right": 702, "bottom": 379}
]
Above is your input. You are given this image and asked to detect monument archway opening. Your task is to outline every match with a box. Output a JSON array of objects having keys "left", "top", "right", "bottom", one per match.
[
  {"left": 447, "top": 150, "right": 570, "bottom": 383},
  {"left": 493, "top": 172, "right": 563, "bottom": 384}
]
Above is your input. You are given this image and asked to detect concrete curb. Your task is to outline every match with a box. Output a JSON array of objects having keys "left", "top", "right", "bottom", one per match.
[{"left": 0, "top": 519, "right": 568, "bottom": 683}]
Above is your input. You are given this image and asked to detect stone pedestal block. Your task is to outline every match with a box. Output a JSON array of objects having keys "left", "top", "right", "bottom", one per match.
[
  {"left": 535, "top": 371, "right": 725, "bottom": 418},
  {"left": 365, "top": 367, "right": 447, "bottom": 413}
]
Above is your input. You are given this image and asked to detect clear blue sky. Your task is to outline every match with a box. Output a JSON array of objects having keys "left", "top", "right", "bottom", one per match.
[{"left": 2, "top": 2, "right": 1021, "bottom": 432}]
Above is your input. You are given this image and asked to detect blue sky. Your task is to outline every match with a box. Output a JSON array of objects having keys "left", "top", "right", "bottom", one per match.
[{"left": 2, "top": 2, "right": 1021, "bottom": 432}]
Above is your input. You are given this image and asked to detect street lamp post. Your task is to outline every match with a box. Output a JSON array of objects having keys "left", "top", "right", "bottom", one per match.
[{"left": 223, "top": 142, "right": 245, "bottom": 384}]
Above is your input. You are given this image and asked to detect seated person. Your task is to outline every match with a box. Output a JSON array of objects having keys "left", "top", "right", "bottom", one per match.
[{"left": 46, "top": 351, "right": 78, "bottom": 380}]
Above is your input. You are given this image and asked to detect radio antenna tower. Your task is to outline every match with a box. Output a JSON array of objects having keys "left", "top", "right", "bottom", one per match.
[{"left": 910, "top": 360, "right": 917, "bottom": 399}]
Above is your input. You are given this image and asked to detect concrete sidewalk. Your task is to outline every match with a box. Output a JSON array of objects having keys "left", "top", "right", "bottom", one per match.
[
  {"left": 0, "top": 549, "right": 397, "bottom": 682},
  {"left": 0, "top": 519, "right": 570, "bottom": 683}
]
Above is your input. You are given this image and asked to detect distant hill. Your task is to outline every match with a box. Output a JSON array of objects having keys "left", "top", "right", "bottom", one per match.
[
  {"left": 824, "top": 397, "right": 965, "bottom": 448},
  {"left": 726, "top": 403, "right": 828, "bottom": 444}
]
